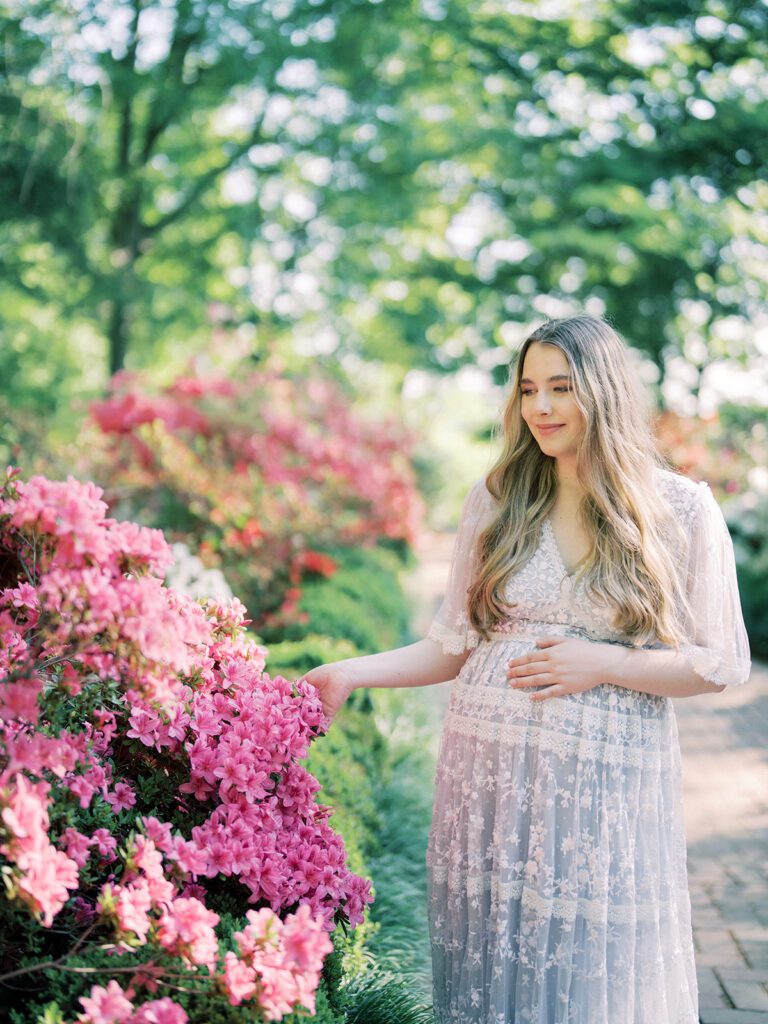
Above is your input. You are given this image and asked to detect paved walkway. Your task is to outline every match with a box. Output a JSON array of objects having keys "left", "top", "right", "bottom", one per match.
[
  {"left": 679, "top": 664, "right": 768, "bottom": 1023},
  {"left": 407, "top": 530, "right": 768, "bottom": 1023}
]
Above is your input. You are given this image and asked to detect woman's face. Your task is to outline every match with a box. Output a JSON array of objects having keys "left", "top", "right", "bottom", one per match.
[{"left": 519, "top": 342, "right": 585, "bottom": 458}]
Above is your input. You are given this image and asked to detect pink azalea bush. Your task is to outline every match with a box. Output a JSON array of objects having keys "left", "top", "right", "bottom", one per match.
[
  {"left": 81, "top": 367, "right": 424, "bottom": 633},
  {"left": 0, "top": 468, "right": 371, "bottom": 1023}
]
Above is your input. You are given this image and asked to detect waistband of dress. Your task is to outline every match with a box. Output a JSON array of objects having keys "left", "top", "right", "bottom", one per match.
[{"left": 484, "top": 620, "right": 640, "bottom": 649}]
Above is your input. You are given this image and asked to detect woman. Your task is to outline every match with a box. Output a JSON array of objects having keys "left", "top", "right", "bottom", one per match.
[{"left": 304, "top": 314, "right": 751, "bottom": 1024}]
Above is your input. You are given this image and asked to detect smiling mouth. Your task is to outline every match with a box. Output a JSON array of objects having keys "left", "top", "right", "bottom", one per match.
[{"left": 537, "top": 424, "right": 565, "bottom": 432}]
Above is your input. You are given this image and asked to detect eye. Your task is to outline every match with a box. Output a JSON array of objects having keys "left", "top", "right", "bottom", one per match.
[{"left": 554, "top": 386, "right": 572, "bottom": 393}]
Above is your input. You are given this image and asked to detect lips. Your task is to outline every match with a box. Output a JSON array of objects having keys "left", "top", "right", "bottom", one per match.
[{"left": 537, "top": 424, "right": 565, "bottom": 435}]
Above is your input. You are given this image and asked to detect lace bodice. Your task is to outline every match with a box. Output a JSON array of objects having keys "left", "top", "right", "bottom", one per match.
[{"left": 427, "top": 468, "right": 751, "bottom": 686}]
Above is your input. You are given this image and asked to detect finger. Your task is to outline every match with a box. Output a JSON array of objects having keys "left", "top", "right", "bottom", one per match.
[
  {"left": 529, "top": 684, "right": 564, "bottom": 701},
  {"left": 507, "top": 655, "right": 548, "bottom": 671},
  {"left": 535, "top": 637, "right": 564, "bottom": 648},
  {"left": 509, "top": 673, "right": 551, "bottom": 688},
  {"left": 506, "top": 652, "right": 535, "bottom": 668},
  {"left": 507, "top": 658, "right": 549, "bottom": 678},
  {"left": 507, "top": 650, "right": 548, "bottom": 668}
]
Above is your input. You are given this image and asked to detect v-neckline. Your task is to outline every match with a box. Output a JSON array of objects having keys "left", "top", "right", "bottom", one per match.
[{"left": 543, "top": 516, "right": 587, "bottom": 579}]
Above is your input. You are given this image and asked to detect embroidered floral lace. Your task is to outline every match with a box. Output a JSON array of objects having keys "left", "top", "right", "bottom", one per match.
[{"left": 425, "top": 469, "right": 751, "bottom": 1024}]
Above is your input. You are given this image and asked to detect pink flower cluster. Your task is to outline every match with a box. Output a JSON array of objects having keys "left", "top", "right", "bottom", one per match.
[
  {"left": 89, "top": 369, "right": 423, "bottom": 546},
  {"left": 222, "top": 904, "right": 332, "bottom": 1017},
  {"left": 84, "top": 367, "right": 425, "bottom": 632},
  {"left": 119, "top": 665, "right": 371, "bottom": 928},
  {"left": 0, "top": 468, "right": 373, "bottom": 1022},
  {"left": 0, "top": 472, "right": 211, "bottom": 711},
  {"left": 0, "top": 773, "right": 79, "bottom": 925},
  {"left": 78, "top": 982, "right": 187, "bottom": 1024}
]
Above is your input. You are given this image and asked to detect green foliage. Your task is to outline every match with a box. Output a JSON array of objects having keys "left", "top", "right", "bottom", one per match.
[
  {"left": 268, "top": 546, "right": 412, "bottom": 655},
  {"left": 359, "top": 684, "right": 447, "bottom": 1002},
  {"left": 3, "top": 0, "right": 767, "bottom": 447},
  {"left": 726, "top": 493, "right": 768, "bottom": 657},
  {"left": 340, "top": 971, "right": 435, "bottom": 1024},
  {"left": 265, "top": 634, "right": 361, "bottom": 679}
]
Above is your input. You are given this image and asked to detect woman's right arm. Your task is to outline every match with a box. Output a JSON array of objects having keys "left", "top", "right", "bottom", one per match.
[
  {"left": 303, "top": 639, "right": 471, "bottom": 722},
  {"left": 303, "top": 477, "right": 496, "bottom": 723}
]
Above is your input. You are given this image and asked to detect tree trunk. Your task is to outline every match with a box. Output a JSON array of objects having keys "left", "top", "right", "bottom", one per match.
[
  {"left": 106, "top": 182, "right": 143, "bottom": 378},
  {"left": 108, "top": 288, "right": 130, "bottom": 378}
]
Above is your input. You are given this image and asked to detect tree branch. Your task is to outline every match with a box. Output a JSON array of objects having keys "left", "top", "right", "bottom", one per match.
[
  {"left": 140, "top": 0, "right": 203, "bottom": 165},
  {"left": 0, "top": 920, "right": 100, "bottom": 984},
  {"left": 117, "top": 0, "right": 143, "bottom": 174},
  {"left": 142, "top": 124, "right": 268, "bottom": 237}
]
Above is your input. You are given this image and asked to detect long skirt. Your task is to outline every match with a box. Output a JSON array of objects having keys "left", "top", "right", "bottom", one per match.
[{"left": 426, "top": 636, "right": 698, "bottom": 1024}]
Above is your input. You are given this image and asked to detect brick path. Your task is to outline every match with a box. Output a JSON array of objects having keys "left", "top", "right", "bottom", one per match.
[
  {"left": 678, "top": 663, "right": 768, "bottom": 1023},
  {"left": 408, "top": 531, "right": 768, "bottom": 1023}
]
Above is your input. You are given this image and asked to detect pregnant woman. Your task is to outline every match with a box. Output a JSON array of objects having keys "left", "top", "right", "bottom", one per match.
[{"left": 304, "top": 314, "right": 751, "bottom": 1024}]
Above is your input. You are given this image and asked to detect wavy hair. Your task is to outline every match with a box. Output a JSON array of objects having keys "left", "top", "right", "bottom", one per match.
[{"left": 467, "top": 314, "right": 691, "bottom": 647}]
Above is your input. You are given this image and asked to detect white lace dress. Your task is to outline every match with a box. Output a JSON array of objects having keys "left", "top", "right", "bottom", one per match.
[{"left": 425, "top": 469, "right": 751, "bottom": 1024}]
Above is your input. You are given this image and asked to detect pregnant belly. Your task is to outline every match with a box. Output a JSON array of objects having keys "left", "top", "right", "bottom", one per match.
[{"left": 451, "top": 631, "right": 675, "bottom": 763}]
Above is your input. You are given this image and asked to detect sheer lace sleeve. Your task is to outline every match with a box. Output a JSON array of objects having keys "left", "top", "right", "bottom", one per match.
[
  {"left": 426, "top": 479, "right": 496, "bottom": 656},
  {"left": 677, "top": 481, "right": 751, "bottom": 686}
]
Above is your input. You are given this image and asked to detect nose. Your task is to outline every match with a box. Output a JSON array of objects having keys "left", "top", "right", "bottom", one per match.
[{"left": 534, "top": 392, "right": 552, "bottom": 414}]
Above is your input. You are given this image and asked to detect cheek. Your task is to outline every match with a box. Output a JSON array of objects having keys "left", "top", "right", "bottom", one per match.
[{"left": 569, "top": 408, "right": 587, "bottom": 436}]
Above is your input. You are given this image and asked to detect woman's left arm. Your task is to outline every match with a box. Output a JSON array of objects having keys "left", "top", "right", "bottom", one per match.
[
  {"left": 508, "top": 481, "right": 752, "bottom": 701},
  {"left": 507, "top": 636, "right": 725, "bottom": 700}
]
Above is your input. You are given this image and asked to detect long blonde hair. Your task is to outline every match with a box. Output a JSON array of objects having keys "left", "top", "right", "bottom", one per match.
[{"left": 468, "top": 314, "right": 690, "bottom": 647}]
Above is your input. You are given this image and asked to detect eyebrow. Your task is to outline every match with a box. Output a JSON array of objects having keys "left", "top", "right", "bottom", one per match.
[{"left": 519, "top": 374, "right": 572, "bottom": 384}]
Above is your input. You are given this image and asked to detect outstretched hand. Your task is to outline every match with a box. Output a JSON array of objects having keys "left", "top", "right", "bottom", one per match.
[
  {"left": 506, "top": 636, "right": 624, "bottom": 702},
  {"left": 301, "top": 663, "right": 357, "bottom": 725}
]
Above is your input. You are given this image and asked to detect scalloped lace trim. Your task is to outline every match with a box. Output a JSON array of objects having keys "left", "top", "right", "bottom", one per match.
[
  {"left": 427, "top": 867, "right": 690, "bottom": 925},
  {"left": 677, "top": 642, "right": 750, "bottom": 686},
  {"left": 442, "top": 708, "right": 673, "bottom": 770},
  {"left": 427, "top": 620, "right": 480, "bottom": 655}
]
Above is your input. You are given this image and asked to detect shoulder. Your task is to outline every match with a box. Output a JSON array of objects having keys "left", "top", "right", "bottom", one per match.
[
  {"left": 653, "top": 466, "right": 701, "bottom": 499},
  {"left": 459, "top": 476, "right": 499, "bottom": 524},
  {"left": 466, "top": 476, "right": 499, "bottom": 509},
  {"left": 652, "top": 466, "right": 717, "bottom": 531}
]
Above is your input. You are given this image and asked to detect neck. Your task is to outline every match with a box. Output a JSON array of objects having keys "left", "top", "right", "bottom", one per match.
[{"left": 554, "top": 456, "right": 583, "bottom": 499}]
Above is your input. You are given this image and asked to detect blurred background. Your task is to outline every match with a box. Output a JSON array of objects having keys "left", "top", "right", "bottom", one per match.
[{"left": 1, "top": 0, "right": 767, "bottom": 638}]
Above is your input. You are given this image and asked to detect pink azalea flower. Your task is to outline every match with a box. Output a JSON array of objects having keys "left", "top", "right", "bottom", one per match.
[
  {"left": 0, "top": 466, "right": 375, "bottom": 999},
  {"left": 132, "top": 837, "right": 164, "bottom": 881},
  {"left": 281, "top": 903, "right": 333, "bottom": 972},
  {"left": 0, "top": 773, "right": 49, "bottom": 849},
  {"left": 222, "top": 951, "right": 257, "bottom": 1005},
  {"left": 140, "top": 816, "right": 174, "bottom": 853},
  {"left": 106, "top": 781, "right": 136, "bottom": 814},
  {"left": 131, "top": 997, "right": 188, "bottom": 1024},
  {"left": 67, "top": 774, "right": 98, "bottom": 810},
  {"left": 0, "top": 679, "right": 42, "bottom": 725},
  {"left": 90, "top": 828, "right": 118, "bottom": 861},
  {"left": 166, "top": 835, "right": 209, "bottom": 877},
  {"left": 157, "top": 897, "right": 220, "bottom": 969},
  {"left": 62, "top": 827, "right": 92, "bottom": 869},
  {"left": 113, "top": 880, "right": 152, "bottom": 943},
  {"left": 15, "top": 845, "right": 79, "bottom": 926},
  {"left": 127, "top": 708, "right": 160, "bottom": 747},
  {"left": 78, "top": 979, "right": 134, "bottom": 1024}
]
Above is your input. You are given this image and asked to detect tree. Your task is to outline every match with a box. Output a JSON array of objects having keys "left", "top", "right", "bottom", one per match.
[{"left": 1, "top": 0, "right": 766, "bottom": 423}]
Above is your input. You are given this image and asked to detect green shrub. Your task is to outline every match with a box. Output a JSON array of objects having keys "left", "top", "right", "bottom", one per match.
[
  {"left": 726, "top": 490, "right": 768, "bottom": 657},
  {"left": 264, "top": 546, "right": 412, "bottom": 655}
]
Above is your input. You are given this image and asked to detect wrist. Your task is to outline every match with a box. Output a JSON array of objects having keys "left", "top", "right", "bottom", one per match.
[
  {"left": 336, "top": 659, "right": 362, "bottom": 694},
  {"left": 603, "top": 644, "right": 637, "bottom": 688}
]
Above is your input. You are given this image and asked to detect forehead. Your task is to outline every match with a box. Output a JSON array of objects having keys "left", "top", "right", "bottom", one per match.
[{"left": 520, "top": 342, "right": 571, "bottom": 380}]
